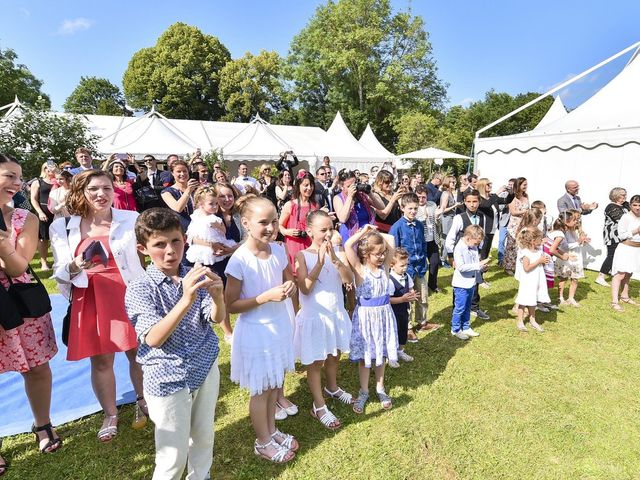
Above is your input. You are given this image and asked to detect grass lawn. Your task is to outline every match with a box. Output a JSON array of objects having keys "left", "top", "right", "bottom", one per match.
[{"left": 3, "top": 256, "right": 639, "bottom": 479}]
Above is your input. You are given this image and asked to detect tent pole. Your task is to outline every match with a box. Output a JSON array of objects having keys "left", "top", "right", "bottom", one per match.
[{"left": 475, "top": 40, "right": 640, "bottom": 139}]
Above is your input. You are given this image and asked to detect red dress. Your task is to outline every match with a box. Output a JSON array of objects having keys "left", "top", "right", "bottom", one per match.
[
  {"left": 283, "top": 201, "right": 314, "bottom": 274},
  {"left": 113, "top": 180, "right": 137, "bottom": 211},
  {"left": 0, "top": 209, "right": 58, "bottom": 373},
  {"left": 67, "top": 236, "right": 137, "bottom": 360}
]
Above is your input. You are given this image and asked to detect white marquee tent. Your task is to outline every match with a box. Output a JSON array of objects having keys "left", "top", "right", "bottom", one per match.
[
  {"left": 474, "top": 42, "right": 640, "bottom": 271},
  {"left": 1, "top": 102, "right": 394, "bottom": 174}
]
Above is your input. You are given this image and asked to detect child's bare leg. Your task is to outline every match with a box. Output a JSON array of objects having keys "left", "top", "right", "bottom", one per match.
[
  {"left": 307, "top": 361, "right": 326, "bottom": 408},
  {"left": 324, "top": 354, "right": 339, "bottom": 393},
  {"left": 528, "top": 306, "right": 543, "bottom": 331},
  {"left": 516, "top": 305, "right": 527, "bottom": 331},
  {"left": 250, "top": 390, "right": 272, "bottom": 444},
  {"left": 558, "top": 279, "right": 566, "bottom": 302},
  {"left": 374, "top": 363, "right": 386, "bottom": 393},
  {"left": 358, "top": 362, "right": 370, "bottom": 393}
]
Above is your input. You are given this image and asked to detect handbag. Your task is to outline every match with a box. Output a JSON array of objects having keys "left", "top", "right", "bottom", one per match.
[
  {"left": 5, "top": 265, "right": 52, "bottom": 319},
  {"left": 0, "top": 283, "right": 24, "bottom": 330}
]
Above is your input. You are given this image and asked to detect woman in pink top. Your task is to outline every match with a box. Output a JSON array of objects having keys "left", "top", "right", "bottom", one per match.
[{"left": 108, "top": 160, "right": 137, "bottom": 211}]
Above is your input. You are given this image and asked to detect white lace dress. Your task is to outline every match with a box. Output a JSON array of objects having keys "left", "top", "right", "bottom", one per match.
[
  {"left": 225, "top": 242, "right": 295, "bottom": 395},
  {"left": 293, "top": 249, "right": 351, "bottom": 365},
  {"left": 349, "top": 266, "right": 399, "bottom": 367},
  {"left": 186, "top": 212, "right": 236, "bottom": 265}
]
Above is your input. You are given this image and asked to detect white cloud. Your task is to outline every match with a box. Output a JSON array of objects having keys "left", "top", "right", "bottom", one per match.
[
  {"left": 56, "top": 17, "right": 94, "bottom": 35},
  {"left": 457, "top": 97, "right": 475, "bottom": 107}
]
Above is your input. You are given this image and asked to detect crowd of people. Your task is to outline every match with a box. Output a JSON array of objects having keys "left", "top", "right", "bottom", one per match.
[{"left": 1, "top": 147, "right": 639, "bottom": 478}]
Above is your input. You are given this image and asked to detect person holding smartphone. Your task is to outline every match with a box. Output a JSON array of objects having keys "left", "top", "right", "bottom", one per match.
[{"left": 50, "top": 169, "right": 147, "bottom": 443}]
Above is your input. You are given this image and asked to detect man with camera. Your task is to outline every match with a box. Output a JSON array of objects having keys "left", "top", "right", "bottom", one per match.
[{"left": 276, "top": 150, "right": 299, "bottom": 177}]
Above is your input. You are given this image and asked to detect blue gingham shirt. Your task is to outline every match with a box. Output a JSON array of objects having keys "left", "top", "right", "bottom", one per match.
[{"left": 125, "top": 264, "right": 219, "bottom": 397}]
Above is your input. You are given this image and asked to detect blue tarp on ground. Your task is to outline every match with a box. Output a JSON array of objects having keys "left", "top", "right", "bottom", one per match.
[{"left": 0, "top": 294, "right": 137, "bottom": 436}]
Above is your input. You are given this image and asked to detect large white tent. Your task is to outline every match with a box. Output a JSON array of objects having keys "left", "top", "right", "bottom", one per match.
[
  {"left": 474, "top": 43, "right": 640, "bottom": 271},
  {"left": 1, "top": 101, "right": 393, "bottom": 173}
]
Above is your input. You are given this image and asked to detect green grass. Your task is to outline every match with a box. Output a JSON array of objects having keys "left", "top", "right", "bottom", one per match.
[{"left": 5, "top": 257, "right": 640, "bottom": 479}]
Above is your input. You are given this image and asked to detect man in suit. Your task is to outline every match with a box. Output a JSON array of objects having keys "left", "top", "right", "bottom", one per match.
[
  {"left": 314, "top": 166, "right": 335, "bottom": 212},
  {"left": 135, "top": 155, "right": 166, "bottom": 210},
  {"left": 557, "top": 180, "right": 598, "bottom": 215}
]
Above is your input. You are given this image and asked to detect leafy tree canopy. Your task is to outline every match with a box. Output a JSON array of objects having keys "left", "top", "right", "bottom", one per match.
[
  {"left": 122, "top": 23, "right": 231, "bottom": 120},
  {"left": 288, "top": 0, "right": 447, "bottom": 147},
  {"left": 218, "top": 50, "right": 288, "bottom": 122},
  {"left": 0, "top": 46, "right": 51, "bottom": 108},
  {"left": 64, "top": 76, "right": 128, "bottom": 116},
  {"left": 0, "top": 99, "right": 98, "bottom": 178}
]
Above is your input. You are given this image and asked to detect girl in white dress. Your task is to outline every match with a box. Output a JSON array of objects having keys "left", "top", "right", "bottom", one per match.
[
  {"left": 515, "top": 228, "right": 551, "bottom": 332},
  {"left": 186, "top": 187, "right": 236, "bottom": 266},
  {"left": 294, "top": 210, "right": 354, "bottom": 430},
  {"left": 344, "top": 225, "right": 398, "bottom": 414},
  {"left": 610, "top": 195, "right": 640, "bottom": 311},
  {"left": 224, "top": 196, "right": 298, "bottom": 464}
]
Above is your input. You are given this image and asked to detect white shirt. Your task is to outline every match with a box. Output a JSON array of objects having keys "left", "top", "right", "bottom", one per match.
[
  {"left": 389, "top": 270, "right": 414, "bottom": 289},
  {"left": 452, "top": 240, "right": 482, "bottom": 289},
  {"left": 233, "top": 176, "right": 260, "bottom": 194}
]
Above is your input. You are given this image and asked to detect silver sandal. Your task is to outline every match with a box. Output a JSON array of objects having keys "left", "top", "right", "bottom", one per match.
[
  {"left": 377, "top": 390, "right": 392, "bottom": 410},
  {"left": 97, "top": 415, "right": 118, "bottom": 443},
  {"left": 352, "top": 391, "right": 369, "bottom": 414}
]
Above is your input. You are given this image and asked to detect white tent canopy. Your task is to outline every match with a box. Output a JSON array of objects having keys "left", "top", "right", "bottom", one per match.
[
  {"left": 474, "top": 42, "right": 640, "bottom": 272},
  {"left": 358, "top": 123, "right": 395, "bottom": 158},
  {"left": 533, "top": 96, "right": 567, "bottom": 131},
  {"left": 324, "top": 112, "right": 391, "bottom": 172}
]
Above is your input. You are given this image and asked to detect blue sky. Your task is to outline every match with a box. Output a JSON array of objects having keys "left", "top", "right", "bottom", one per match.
[{"left": 2, "top": 0, "right": 639, "bottom": 113}]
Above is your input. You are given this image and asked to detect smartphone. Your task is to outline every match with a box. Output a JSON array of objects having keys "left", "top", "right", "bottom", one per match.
[
  {"left": 0, "top": 212, "right": 6, "bottom": 231},
  {"left": 189, "top": 170, "right": 200, "bottom": 181}
]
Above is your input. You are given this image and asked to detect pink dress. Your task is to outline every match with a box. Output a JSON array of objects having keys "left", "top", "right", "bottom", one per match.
[
  {"left": 0, "top": 209, "right": 58, "bottom": 373},
  {"left": 113, "top": 180, "right": 137, "bottom": 211},
  {"left": 67, "top": 235, "right": 137, "bottom": 360},
  {"left": 283, "top": 201, "right": 314, "bottom": 275}
]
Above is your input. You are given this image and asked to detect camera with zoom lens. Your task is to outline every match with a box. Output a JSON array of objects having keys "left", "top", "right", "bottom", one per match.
[
  {"left": 297, "top": 231, "right": 308, "bottom": 239},
  {"left": 356, "top": 182, "right": 371, "bottom": 194}
]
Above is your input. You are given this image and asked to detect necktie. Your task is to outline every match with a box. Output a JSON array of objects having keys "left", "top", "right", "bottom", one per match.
[
  {"left": 471, "top": 215, "right": 478, "bottom": 225},
  {"left": 572, "top": 196, "right": 579, "bottom": 209}
]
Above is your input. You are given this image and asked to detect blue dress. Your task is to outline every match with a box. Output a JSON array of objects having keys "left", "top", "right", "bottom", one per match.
[{"left": 349, "top": 267, "right": 399, "bottom": 367}]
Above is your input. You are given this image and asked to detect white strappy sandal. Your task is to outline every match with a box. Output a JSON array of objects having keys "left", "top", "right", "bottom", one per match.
[
  {"left": 311, "top": 403, "right": 341, "bottom": 430},
  {"left": 324, "top": 386, "right": 354, "bottom": 404}
]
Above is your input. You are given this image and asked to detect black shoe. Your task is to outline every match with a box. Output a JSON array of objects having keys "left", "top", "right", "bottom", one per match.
[{"left": 470, "top": 309, "right": 490, "bottom": 320}]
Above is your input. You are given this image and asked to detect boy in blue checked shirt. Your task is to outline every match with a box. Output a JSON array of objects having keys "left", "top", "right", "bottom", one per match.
[
  {"left": 390, "top": 192, "right": 439, "bottom": 334},
  {"left": 125, "top": 208, "right": 225, "bottom": 480}
]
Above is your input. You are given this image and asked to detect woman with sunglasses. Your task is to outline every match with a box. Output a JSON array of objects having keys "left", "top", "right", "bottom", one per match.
[
  {"left": 370, "top": 170, "right": 404, "bottom": 233},
  {"left": 333, "top": 170, "right": 384, "bottom": 244}
]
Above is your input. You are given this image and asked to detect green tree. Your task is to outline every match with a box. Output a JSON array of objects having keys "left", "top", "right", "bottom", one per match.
[
  {"left": 288, "top": 0, "right": 447, "bottom": 147},
  {"left": 0, "top": 99, "right": 98, "bottom": 178},
  {"left": 64, "top": 76, "right": 128, "bottom": 115},
  {"left": 122, "top": 23, "right": 231, "bottom": 120},
  {"left": 0, "top": 46, "right": 51, "bottom": 108},
  {"left": 218, "top": 50, "right": 289, "bottom": 122}
]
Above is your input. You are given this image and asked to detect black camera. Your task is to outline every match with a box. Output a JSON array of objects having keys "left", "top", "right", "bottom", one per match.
[
  {"left": 297, "top": 231, "right": 308, "bottom": 239},
  {"left": 356, "top": 182, "right": 371, "bottom": 194}
]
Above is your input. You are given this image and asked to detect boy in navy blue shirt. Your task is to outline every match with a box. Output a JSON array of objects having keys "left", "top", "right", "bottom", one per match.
[
  {"left": 390, "top": 192, "right": 439, "bottom": 334},
  {"left": 125, "top": 208, "right": 225, "bottom": 480}
]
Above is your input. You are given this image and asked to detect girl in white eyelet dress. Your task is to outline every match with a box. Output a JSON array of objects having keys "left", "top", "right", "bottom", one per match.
[
  {"left": 224, "top": 196, "right": 298, "bottom": 464},
  {"left": 344, "top": 225, "right": 398, "bottom": 415},
  {"left": 293, "top": 210, "right": 354, "bottom": 430},
  {"left": 186, "top": 187, "right": 236, "bottom": 265}
]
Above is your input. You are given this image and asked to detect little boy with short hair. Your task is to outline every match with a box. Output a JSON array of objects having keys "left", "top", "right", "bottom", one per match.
[
  {"left": 125, "top": 208, "right": 225, "bottom": 480},
  {"left": 390, "top": 192, "right": 439, "bottom": 333},
  {"left": 389, "top": 248, "right": 419, "bottom": 365},
  {"left": 451, "top": 225, "right": 490, "bottom": 340}
]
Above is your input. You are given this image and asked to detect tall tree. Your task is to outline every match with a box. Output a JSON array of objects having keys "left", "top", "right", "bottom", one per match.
[
  {"left": 0, "top": 99, "right": 98, "bottom": 178},
  {"left": 0, "top": 46, "right": 51, "bottom": 108},
  {"left": 218, "top": 50, "right": 288, "bottom": 122},
  {"left": 122, "top": 23, "right": 231, "bottom": 119},
  {"left": 288, "top": 0, "right": 447, "bottom": 147},
  {"left": 64, "top": 76, "right": 128, "bottom": 115}
]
